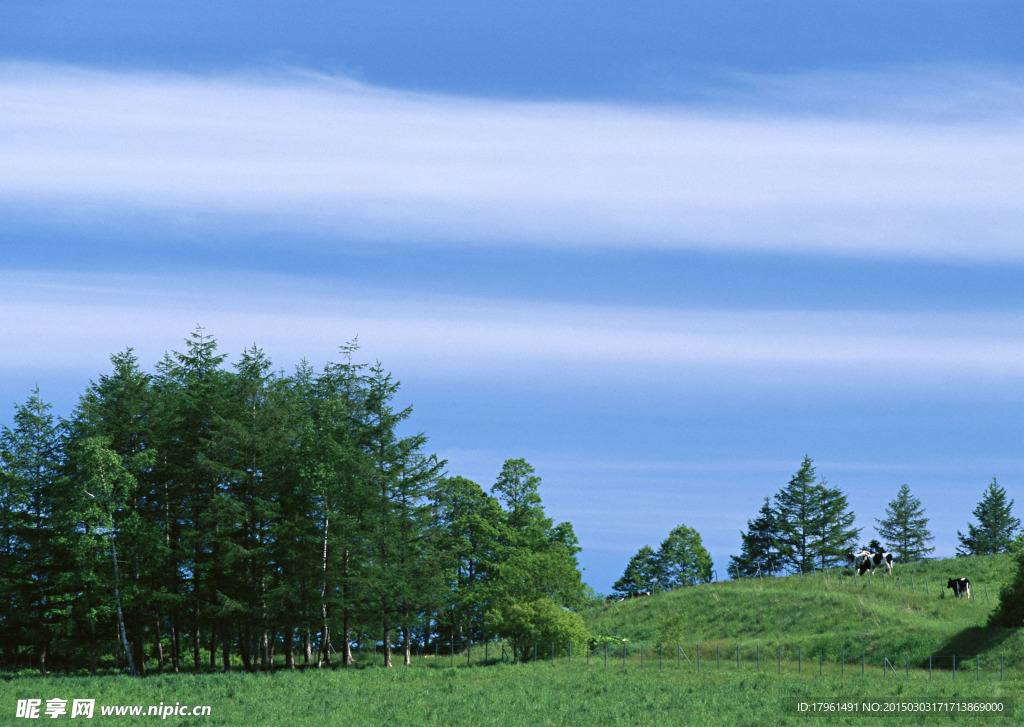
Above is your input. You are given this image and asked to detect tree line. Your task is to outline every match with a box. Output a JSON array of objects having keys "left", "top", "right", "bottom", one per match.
[
  {"left": 0, "top": 329, "right": 588, "bottom": 675},
  {"left": 613, "top": 455, "right": 1023, "bottom": 595}
]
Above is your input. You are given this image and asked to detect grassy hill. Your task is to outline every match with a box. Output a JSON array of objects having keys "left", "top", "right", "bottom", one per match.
[
  {"left": 584, "top": 554, "right": 1023, "bottom": 667},
  {"left": 2, "top": 554, "right": 1019, "bottom": 726}
]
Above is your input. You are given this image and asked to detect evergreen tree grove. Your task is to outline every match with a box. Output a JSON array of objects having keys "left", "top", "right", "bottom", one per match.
[{"left": 0, "top": 331, "right": 588, "bottom": 674}]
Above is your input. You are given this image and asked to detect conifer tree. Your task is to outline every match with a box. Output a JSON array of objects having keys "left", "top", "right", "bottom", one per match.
[
  {"left": 956, "top": 478, "right": 1021, "bottom": 556},
  {"left": 875, "top": 484, "right": 934, "bottom": 562},
  {"left": 613, "top": 544, "right": 658, "bottom": 595},
  {"left": 0, "top": 391, "right": 69, "bottom": 674},
  {"left": 728, "top": 497, "right": 784, "bottom": 578},
  {"left": 775, "top": 456, "right": 859, "bottom": 573}
]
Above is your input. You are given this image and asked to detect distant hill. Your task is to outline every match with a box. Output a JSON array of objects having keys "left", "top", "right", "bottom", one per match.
[{"left": 584, "top": 554, "right": 1023, "bottom": 667}]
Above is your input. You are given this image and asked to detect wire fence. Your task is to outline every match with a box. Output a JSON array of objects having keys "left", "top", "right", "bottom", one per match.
[{"left": 355, "top": 639, "right": 1011, "bottom": 681}]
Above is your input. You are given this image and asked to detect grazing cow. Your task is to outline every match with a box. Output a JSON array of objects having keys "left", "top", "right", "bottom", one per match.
[
  {"left": 947, "top": 578, "right": 972, "bottom": 599},
  {"left": 847, "top": 550, "right": 894, "bottom": 575},
  {"left": 847, "top": 550, "right": 874, "bottom": 575}
]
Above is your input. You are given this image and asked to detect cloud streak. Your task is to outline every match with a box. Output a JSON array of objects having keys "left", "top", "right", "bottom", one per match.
[
  {"left": 2, "top": 63, "right": 1023, "bottom": 259},
  {"left": 3, "top": 270, "right": 1024, "bottom": 392}
]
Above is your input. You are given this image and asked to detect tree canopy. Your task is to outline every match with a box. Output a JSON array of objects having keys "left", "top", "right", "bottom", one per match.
[{"left": 0, "top": 329, "right": 587, "bottom": 674}]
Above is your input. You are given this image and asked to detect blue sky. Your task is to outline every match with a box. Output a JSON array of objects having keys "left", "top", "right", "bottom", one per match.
[{"left": 3, "top": 2, "right": 1024, "bottom": 592}]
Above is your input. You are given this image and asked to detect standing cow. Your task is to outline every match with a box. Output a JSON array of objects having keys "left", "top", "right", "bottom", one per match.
[
  {"left": 847, "top": 550, "right": 894, "bottom": 575},
  {"left": 947, "top": 578, "right": 972, "bottom": 599}
]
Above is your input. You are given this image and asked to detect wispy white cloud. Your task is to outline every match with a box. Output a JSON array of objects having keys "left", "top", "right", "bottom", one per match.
[
  {"left": 2, "top": 62, "right": 1023, "bottom": 259},
  {"left": 3, "top": 269, "right": 1024, "bottom": 392}
]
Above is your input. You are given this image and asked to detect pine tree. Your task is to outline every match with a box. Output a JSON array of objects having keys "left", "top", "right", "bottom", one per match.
[
  {"left": 612, "top": 544, "right": 658, "bottom": 596},
  {"left": 775, "top": 456, "right": 860, "bottom": 573},
  {"left": 814, "top": 478, "right": 860, "bottom": 569},
  {"left": 875, "top": 484, "right": 934, "bottom": 562},
  {"left": 0, "top": 391, "right": 69, "bottom": 674},
  {"left": 728, "top": 497, "right": 784, "bottom": 578},
  {"left": 956, "top": 478, "right": 1021, "bottom": 556},
  {"left": 152, "top": 327, "right": 229, "bottom": 671}
]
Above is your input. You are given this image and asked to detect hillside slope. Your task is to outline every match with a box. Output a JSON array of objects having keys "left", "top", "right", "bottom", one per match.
[{"left": 584, "top": 554, "right": 1023, "bottom": 665}]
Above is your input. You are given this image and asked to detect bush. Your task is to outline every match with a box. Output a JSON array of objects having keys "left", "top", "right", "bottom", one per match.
[
  {"left": 487, "top": 598, "right": 589, "bottom": 662},
  {"left": 989, "top": 550, "right": 1024, "bottom": 627}
]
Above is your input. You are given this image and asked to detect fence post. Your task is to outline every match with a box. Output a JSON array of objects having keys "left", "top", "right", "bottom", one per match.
[
  {"left": 985, "top": 586, "right": 989, "bottom": 603},
  {"left": 468, "top": 638, "right": 471, "bottom": 667}
]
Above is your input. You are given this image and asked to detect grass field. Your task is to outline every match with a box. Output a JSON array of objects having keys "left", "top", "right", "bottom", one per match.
[{"left": 2, "top": 554, "right": 1021, "bottom": 725}]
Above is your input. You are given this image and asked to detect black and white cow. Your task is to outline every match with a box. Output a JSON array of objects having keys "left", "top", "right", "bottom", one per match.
[
  {"left": 847, "top": 550, "right": 894, "bottom": 575},
  {"left": 946, "top": 578, "right": 972, "bottom": 599},
  {"left": 869, "top": 551, "right": 894, "bottom": 575}
]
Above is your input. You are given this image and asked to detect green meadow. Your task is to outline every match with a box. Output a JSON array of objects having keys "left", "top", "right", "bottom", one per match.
[{"left": 3, "top": 555, "right": 1021, "bottom": 726}]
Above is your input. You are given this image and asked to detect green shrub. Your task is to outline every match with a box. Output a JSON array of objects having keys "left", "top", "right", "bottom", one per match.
[
  {"left": 990, "top": 550, "right": 1024, "bottom": 627},
  {"left": 487, "top": 597, "right": 589, "bottom": 662}
]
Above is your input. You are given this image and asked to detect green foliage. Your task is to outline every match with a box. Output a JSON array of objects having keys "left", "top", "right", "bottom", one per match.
[
  {"left": 485, "top": 597, "right": 588, "bottom": 662},
  {"left": 957, "top": 478, "right": 1021, "bottom": 556},
  {"left": 990, "top": 550, "right": 1024, "bottom": 627},
  {"left": 774, "top": 456, "right": 859, "bottom": 573},
  {"left": 0, "top": 332, "right": 591, "bottom": 675},
  {"left": 728, "top": 497, "right": 784, "bottom": 578},
  {"left": 655, "top": 524, "right": 713, "bottom": 588},
  {"left": 875, "top": 484, "right": 934, "bottom": 562},
  {"left": 613, "top": 544, "right": 658, "bottom": 596}
]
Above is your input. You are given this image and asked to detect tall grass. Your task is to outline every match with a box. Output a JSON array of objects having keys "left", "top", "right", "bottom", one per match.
[
  {"left": 1, "top": 554, "right": 1020, "bottom": 725},
  {"left": 2, "top": 661, "right": 1018, "bottom": 726}
]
